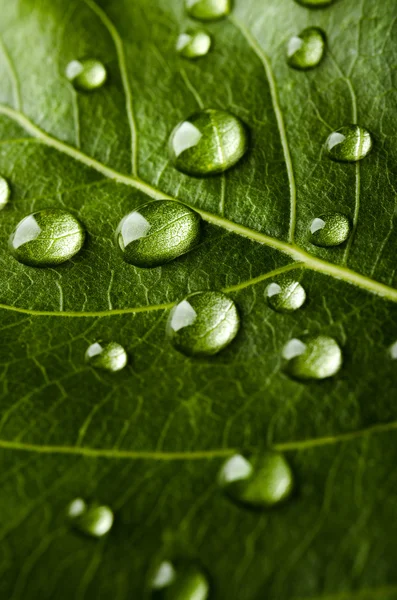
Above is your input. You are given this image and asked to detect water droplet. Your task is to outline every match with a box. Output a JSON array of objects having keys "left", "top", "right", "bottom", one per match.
[
  {"left": 85, "top": 342, "right": 128, "bottom": 372},
  {"left": 309, "top": 212, "right": 352, "bottom": 247},
  {"left": 65, "top": 59, "right": 107, "bottom": 91},
  {"left": 116, "top": 200, "right": 201, "bottom": 268},
  {"left": 294, "top": 0, "right": 335, "bottom": 7},
  {"left": 166, "top": 291, "right": 239, "bottom": 357},
  {"left": 185, "top": 0, "right": 231, "bottom": 21},
  {"left": 389, "top": 341, "right": 397, "bottom": 359},
  {"left": 151, "top": 561, "right": 209, "bottom": 600},
  {"left": 265, "top": 279, "right": 306, "bottom": 313},
  {"left": 0, "top": 176, "right": 10, "bottom": 210},
  {"left": 325, "top": 125, "right": 373, "bottom": 162},
  {"left": 9, "top": 209, "right": 85, "bottom": 267},
  {"left": 283, "top": 335, "right": 342, "bottom": 380},
  {"left": 219, "top": 452, "right": 294, "bottom": 509},
  {"left": 287, "top": 27, "right": 326, "bottom": 70},
  {"left": 176, "top": 30, "right": 212, "bottom": 59},
  {"left": 67, "top": 498, "right": 114, "bottom": 538},
  {"left": 169, "top": 109, "right": 248, "bottom": 177}
]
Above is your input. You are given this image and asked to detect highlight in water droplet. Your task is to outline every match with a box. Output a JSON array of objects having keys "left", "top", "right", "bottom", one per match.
[
  {"left": 66, "top": 58, "right": 107, "bottom": 91},
  {"left": 185, "top": 0, "right": 231, "bottom": 21},
  {"left": 176, "top": 30, "right": 212, "bottom": 59},
  {"left": 389, "top": 341, "right": 397, "bottom": 360},
  {"left": 151, "top": 561, "right": 209, "bottom": 600},
  {"left": 265, "top": 279, "right": 306, "bottom": 313},
  {"left": 325, "top": 125, "right": 373, "bottom": 162},
  {"left": 287, "top": 27, "right": 326, "bottom": 70},
  {"left": 309, "top": 213, "right": 352, "bottom": 247},
  {"left": 283, "top": 335, "right": 342, "bottom": 380},
  {"left": 0, "top": 176, "right": 10, "bottom": 210},
  {"left": 67, "top": 498, "right": 114, "bottom": 538},
  {"left": 85, "top": 342, "right": 128, "bottom": 372}
]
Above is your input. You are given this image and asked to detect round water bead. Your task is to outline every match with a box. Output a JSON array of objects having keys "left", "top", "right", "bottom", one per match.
[
  {"left": 85, "top": 342, "right": 128, "bottom": 372},
  {"left": 67, "top": 498, "right": 114, "bottom": 538},
  {"left": 167, "top": 291, "right": 239, "bottom": 357},
  {"left": 309, "top": 213, "right": 352, "bottom": 247},
  {"left": 265, "top": 279, "right": 306, "bottom": 313},
  {"left": 169, "top": 109, "right": 248, "bottom": 176},
  {"left": 9, "top": 208, "right": 86, "bottom": 267},
  {"left": 176, "top": 30, "right": 212, "bottom": 59},
  {"left": 294, "top": 0, "right": 336, "bottom": 7},
  {"left": 116, "top": 200, "right": 201, "bottom": 268},
  {"left": 219, "top": 452, "right": 294, "bottom": 509},
  {"left": 283, "top": 335, "right": 342, "bottom": 380},
  {"left": 0, "top": 176, "right": 10, "bottom": 210},
  {"left": 151, "top": 561, "right": 209, "bottom": 600},
  {"left": 287, "top": 27, "right": 326, "bottom": 70},
  {"left": 325, "top": 125, "right": 373, "bottom": 162},
  {"left": 185, "top": 0, "right": 231, "bottom": 21},
  {"left": 65, "top": 58, "right": 107, "bottom": 91}
]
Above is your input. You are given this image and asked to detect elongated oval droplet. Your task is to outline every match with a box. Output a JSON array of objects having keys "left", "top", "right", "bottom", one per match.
[
  {"left": 85, "top": 342, "right": 128, "bottom": 372},
  {"left": 0, "top": 176, "right": 10, "bottom": 210},
  {"left": 67, "top": 498, "right": 114, "bottom": 538},
  {"left": 294, "top": 0, "right": 335, "bottom": 7},
  {"left": 309, "top": 213, "right": 352, "bottom": 247},
  {"left": 169, "top": 109, "right": 248, "bottom": 176},
  {"left": 116, "top": 200, "right": 201, "bottom": 268},
  {"left": 9, "top": 208, "right": 85, "bottom": 267},
  {"left": 167, "top": 291, "right": 239, "bottom": 357},
  {"left": 325, "top": 125, "right": 373, "bottom": 162},
  {"left": 287, "top": 27, "right": 326, "bottom": 70},
  {"left": 176, "top": 30, "right": 212, "bottom": 59},
  {"left": 265, "top": 279, "right": 306, "bottom": 313},
  {"left": 185, "top": 0, "right": 231, "bottom": 21},
  {"left": 283, "top": 335, "right": 342, "bottom": 380},
  {"left": 66, "top": 59, "right": 107, "bottom": 91},
  {"left": 219, "top": 452, "right": 294, "bottom": 509},
  {"left": 151, "top": 561, "right": 209, "bottom": 600}
]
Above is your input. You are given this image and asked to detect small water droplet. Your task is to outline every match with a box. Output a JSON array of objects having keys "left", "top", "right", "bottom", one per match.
[
  {"left": 176, "top": 30, "right": 212, "bottom": 59},
  {"left": 389, "top": 341, "right": 397, "bottom": 359},
  {"left": 219, "top": 452, "right": 294, "bottom": 509},
  {"left": 309, "top": 212, "right": 352, "bottom": 247},
  {"left": 294, "top": 0, "right": 336, "bottom": 7},
  {"left": 325, "top": 125, "right": 373, "bottom": 162},
  {"left": 287, "top": 27, "right": 326, "bottom": 70},
  {"left": 116, "top": 200, "right": 201, "bottom": 268},
  {"left": 85, "top": 342, "right": 128, "bottom": 372},
  {"left": 151, "top": 561, "right": 209, "bottom": 600},
  {"left": 167, "top": 291, "right": 239, "bottom": 357},
  {"left": 185, "top": 0, "right": 231, "bottom": 21},
  {"left": 66, "top": 59, "right": 107, "bottom": 91},
  {"left": 0, "top": 176, "right": 10, "bottom": 210},
  {"left": 283, "top": 335, "right": 342, "bottom": 380},
  {"left": 9, "top": 209, "right": 85, "bottom": 267},
  {"left": 67, "top": 498, "right": 114, "bottom": 538},
  {"left": 265, "top": 279, "right": 306, "bottom": 313},
  {"left": 169, "top": 109, "right": 248, "bottom": 176}
]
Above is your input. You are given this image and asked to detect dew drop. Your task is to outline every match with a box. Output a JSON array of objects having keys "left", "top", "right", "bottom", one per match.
[
  {"left": 9, "top": 208, "right": 85, "bottom": 267},
  {"left": 325, "top": 125, "right": 373, "bottom": 162},
  {"left": 283, "top": 335, "right": 342, "bottom": 380},
  {"left": 389, "top": 341, "right": 397, "bottom": 360},
  {"left": 309, "top": 212, "right": 352, "bottom": 247},
  {"left": 65, "top": 58, "right": 107, "bottom": 91},
  {"left": 185, "top": 0, "right": 231, "bottom": 21},
  {"left": 287, "top": 27, "right": 326, "bottom": 70},
  {"left": 0, "top": 176, "right": 10, "bottom": 210},
  {"left": 67, "top": 498, "right": 114, "bottom": 538},
  {"left": 166, "top": 291, "right": 239, "bottom": 357},
  {"left": 169, "top": 109, "right": 248, "bottom": 177},
  {"left": 176, "top": 30, "right": 212, "bottom": 59},
  {"left": 218, "top": 452, "right": 294, "bottom": 509},
  {"left": 265, "top": 279, "right": 306, "bottom": 313},
  {"left": 151, "top": 561, "right": 209, "bottom": 600},
  {"left": 294, "top": 0, "right": 336, "bottom": 7},
  {"left": 116, "top": 200, "right": 201, "bottom": 268},
  {"left": 85, "top": 342, "right": 128, "bottom": 372}
]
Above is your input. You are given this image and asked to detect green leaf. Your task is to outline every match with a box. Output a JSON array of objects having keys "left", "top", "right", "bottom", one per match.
[{"left": 0, "top": 0, "right": 397, "bottom": 598}]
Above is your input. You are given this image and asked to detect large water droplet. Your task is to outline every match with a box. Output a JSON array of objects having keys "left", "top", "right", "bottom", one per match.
[
  {"left": 219, "top": 452, "right": 294, "bottom": 509},
  {"left": 185, "top": 0, "right": 231, "bottom": 21},
  {"left": 66, "top": 59, "right": 107, "bottom": 91},
  {"left": 9, "top": 209, "right": 85, "bottom": 267},
  {"left": 85, "top": 342, "right": 128, "bottom": 372},
  {"left": 287, "top": 27, "right": 326, "bottom": 70},
  {"left": 151, "top": 561, "right": 209, "bottom": 600},
  {"left": 294, "top": 0, "right": 335, "bottom": 7},
  {"left": 0, "top": 176, "right": 10, "bottom": 210},
  {"left": 167, "top": 291, "right": 239, "bottom": 357},
  {"left": 283, "top": 335, "right": 342, "bottom": 380},
  {"left": 325, "top": 125, "right": 373, "bottom": 162},
  {"left": 169, "top": 109, "right": 248, "bottom": 177},
  {"left": 67, "top": 498, "right": 114, "bottom": 538},
  {"left": 265, "top": 279, "right": 306, "bottom": 313},
  {"left": 176, "top": 30, "right": 212, "bottom": 59},
  {"left": 116, "top": 200, "right": 201, "bottom": 268},
  {"left": 309, "top": 212, "right": 352, "bottom": 247}
]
